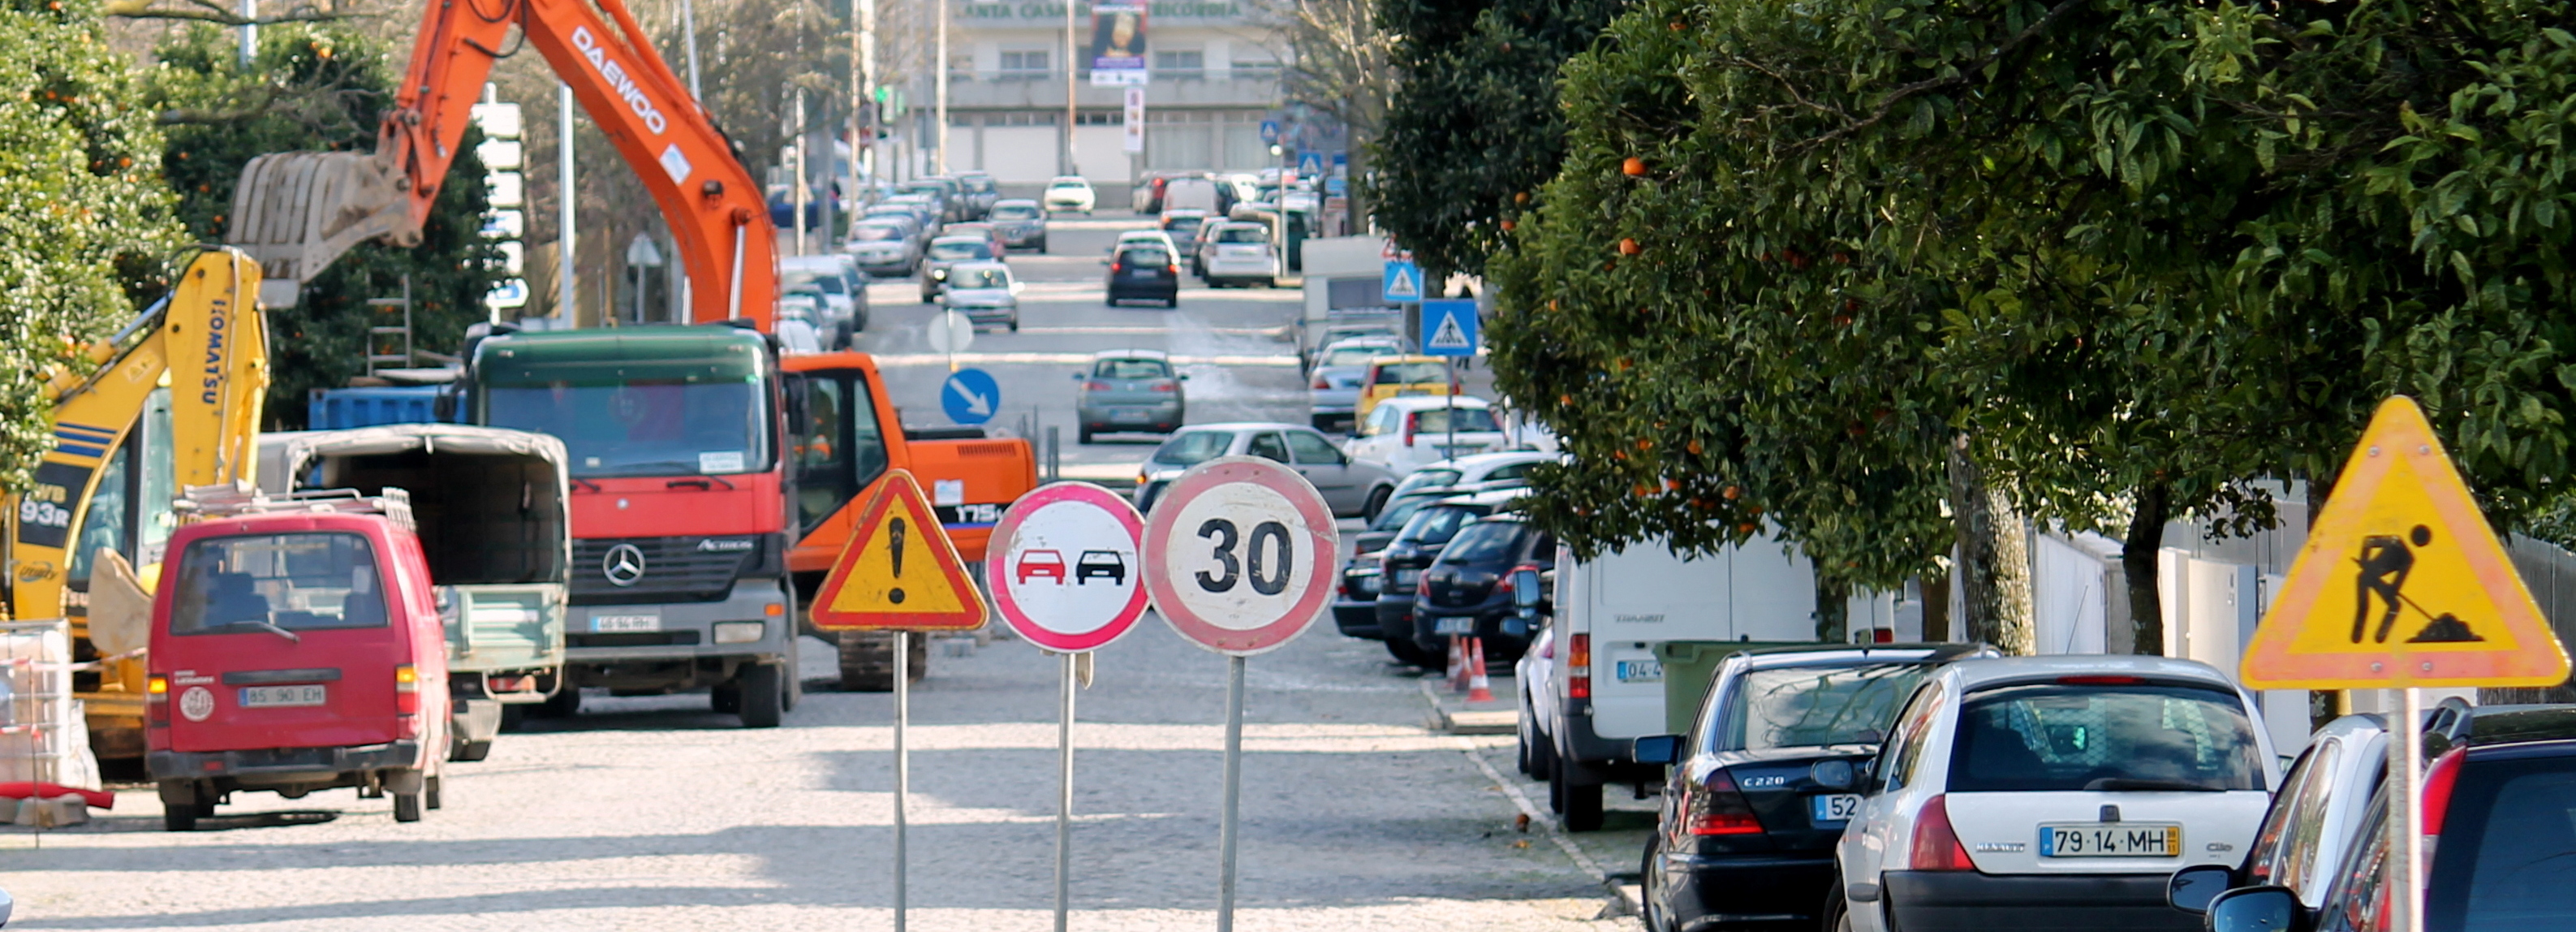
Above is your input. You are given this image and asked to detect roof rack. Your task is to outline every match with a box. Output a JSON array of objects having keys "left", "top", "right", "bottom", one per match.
[{"left": 175, "top": 481, "right": 415, "bottom": 533}]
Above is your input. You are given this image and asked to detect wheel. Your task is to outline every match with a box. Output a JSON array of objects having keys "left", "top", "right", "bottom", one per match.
[
  {"left": 1264, "top": 278, "right": 1278, "bottom": 288},
  {"left": 1164, "top": 296, "right": 1179, "bottom": 309},
  {"left": 1037, "top": 237, "right": 1049, "bottom": 252},
  {"left": 393, "top": 792, "right": 423, "bottom": 822},
  {"left": 1008, "top": 317, "right": 1019, "bottom": 333},
  {"left": 712, "top": 681, "right": 742, "bottom": 714},
  {"left": 425, "top": 775, "right": 443, "bottom": 810},
  {"left": 499, "top": 704, "right": 527, "bottom": 731},
  {"left": 1385, "top": 636, "right": 1437, "bottom": 667},
  {"left": 1547, "top": 753, "right": 1566, "bottom": 814},
  {"left": 162, "top": 802, "right": 203, "bottom": 832},
  {"left": 1562, "top": 770, "right": 1604, "bottom": 832},
  {"left": 1531, "top": 720, "right": 1559, "bottom": 779},
  {"left": 1823, "top": 875, "right": 1854, "bottom": 932},
  {"left": 452, "top": 740, "right": 493, "bottom": 762},
  {"left": 1516, "top": 714, "right": 1535, "bottom": 775},
  {"left": 537, "top": 686, "right": 580, "bottom": 718},
  {"left": 738, "top": 661, "right": 786, "bottom": 728},
  {"left": 1640, "top": 835, "right": 1672, "bottom": 932},
  {"left": 1078, "top": 428, "right": 1095, "bottom": 444},
  {"left": 1361, "top": 485, "right": 1391, "bottom": 523}
]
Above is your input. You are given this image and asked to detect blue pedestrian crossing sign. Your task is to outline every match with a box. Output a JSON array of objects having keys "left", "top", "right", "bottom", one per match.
[
  {"left": 1299, "top": 152, "right": 1326, "bottom": 179},
  {"left": 1383, "top": 261, "right": 1424, "bottom": 304},
  {"left": 941, "top": 368, "right": 1001, "bottom": 425},
  {"left": 1260, "top": 120, "right": 1281, "bottom": 144},
  {"left": 1422, "top": 300, "right": 1479, "bottom": 357}
]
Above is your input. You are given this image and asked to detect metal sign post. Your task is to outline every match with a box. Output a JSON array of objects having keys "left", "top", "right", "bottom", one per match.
[
  {"left": 2391, "top": 686, "right": 2424, "bottom": 932},
  {"left": 1216, "top": 654, "right": 1246, "bottom": 930},
  {"left": 894, "top": 628, "right": 910, "bottom": 931},
  {"left": 1054, "top": 650, "right": 1077, "bottom": 932}
]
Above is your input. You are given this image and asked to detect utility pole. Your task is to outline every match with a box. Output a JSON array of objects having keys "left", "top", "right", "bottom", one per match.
[
  {"left": 558, "top": 83, "right": 577, "bottom": 326},
  {"left": 795, "top": 89, "right": 810, "bottom": 255},
  {"left": 934, "top": 0, "right": 950, "bottom": 173},
  {"left": 1062, "top": 0, "right": 1078, "bottom": 176},
  {"left": 678, "top": 0, "right": 703, "bottom": 98},
  {"left": 854, "top": 0, "right": 876, "bottom": 196},
  {"left": 238, "top": 0, "right": 255, "bottom": 66}
]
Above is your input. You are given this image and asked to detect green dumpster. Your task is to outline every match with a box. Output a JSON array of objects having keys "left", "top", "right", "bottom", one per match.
[{"left": 1654, "top": 641, "right": 1821, "bottom": 736}]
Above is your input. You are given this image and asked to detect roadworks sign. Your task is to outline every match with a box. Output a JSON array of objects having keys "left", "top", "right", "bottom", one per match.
[
  {"left": 809, "top": 468, "right": 989, "bottom": 632},
  {"left": 2242, "top": 396, "right": 2570, "bottom": 689}
]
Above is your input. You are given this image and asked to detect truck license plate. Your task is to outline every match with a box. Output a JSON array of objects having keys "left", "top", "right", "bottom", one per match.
[
  {"left": 239, "top": 684, "right": 327, "bottom": 708},
  {"left": 592, "top": 614, "right": 661, "bottom": 633},
  {"left": 1811, "top": 794, "right": 1863, "bottom": 823},
  {"left": 2038, "top": 823, "right": 2182, "bottom": 857},
  {"left": 1615, "top": 660, "right": 1663, "bottom": 683}
]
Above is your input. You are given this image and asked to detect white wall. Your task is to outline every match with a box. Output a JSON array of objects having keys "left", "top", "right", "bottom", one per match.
[
  {"left": 978, "top": 127, "right": 1059, "bottom": 183},
  {"left": 1073, "top": 125, "right": 1131, "bottom": 184}
]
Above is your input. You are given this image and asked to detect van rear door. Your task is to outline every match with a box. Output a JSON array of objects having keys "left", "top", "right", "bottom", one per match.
[{"left": 162, "top": 528, "right": 405, "bottom": 753}]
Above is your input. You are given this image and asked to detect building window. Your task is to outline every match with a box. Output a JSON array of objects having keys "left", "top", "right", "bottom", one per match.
[
  {"left": 1075, "top": 111, "right": 1122, "bottom": 126},
  {"left": 1154, "top": 50, "right": 1205, "bottom": 77},
  {"left": 1000, "top": 50, "right": 1049, "bottom": 75},
  {"left": 1231, "top": 58, "right": 1282, "bottom": 79},
  {"left": 996, "top": 112, "right": 1058, "bottom": 127}
]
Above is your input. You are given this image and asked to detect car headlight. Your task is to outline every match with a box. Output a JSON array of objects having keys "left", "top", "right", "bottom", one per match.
[
  {"left": 931, "top": 269, "right": 948, "bottom": 280},
  {"left": 713, "top": 621, "right": 765, "bottom": 644}
]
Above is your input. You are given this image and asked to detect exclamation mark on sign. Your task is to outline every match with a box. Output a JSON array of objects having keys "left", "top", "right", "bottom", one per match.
[{"left": 888, "top": 517, "right": 908, "bottom": 604}]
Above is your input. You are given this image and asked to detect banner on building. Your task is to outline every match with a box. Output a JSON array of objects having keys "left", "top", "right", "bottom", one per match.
[
  {"left": 1089, "top": 1, "right": 1148, "bottom": 85},
  {"left": 1123, "top": 87, "right": 1146, "bottom": 153}
]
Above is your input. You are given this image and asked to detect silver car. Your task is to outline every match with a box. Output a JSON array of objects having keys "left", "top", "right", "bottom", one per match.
[
  {"left": 1075, "top": 350, "right": 1186, "bottom": 442},
  {"left": 1133, "top": 421, "right": 1400, "bottom": 519},
  {"left": 941, "top": 261, "right": 1020, "bottom": 332},
  {"left": 989, "top": 199, "right": 1049, "bottom": 251},
  {"left": 843, "top": 219, "right": 920, "bottom": 277},
  {"left": 1307, "top": 336, "right": 1406, "bottom": 430}
]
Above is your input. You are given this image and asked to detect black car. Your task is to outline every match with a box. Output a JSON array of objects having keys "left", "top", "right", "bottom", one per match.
[
  {"left": 1331, "top": 488, "right": 1458, "bottom": 651},
  {"left": 1630, "top": 645, "right": 1987, "bottom": 932},
  {"left": 1410, "top": 514, "right": 1555, "bottom": 662},
  {"left": 2177, "top": 701, "right": 2576, "bottom": 932},
  {"left": 989, "top": 199, "right": 1049, "bottom": 251},
  {"left": 1372, "top": 495, "right": 1509, "bottom": 668},
  {"left": 1075, "top": 550, "right": 1125, "bottom": 585},
  {"left": 1106, "top": 244, "right": 1180, "bottom": 308}
]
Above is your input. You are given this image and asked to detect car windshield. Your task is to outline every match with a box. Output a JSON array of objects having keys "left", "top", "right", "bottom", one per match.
[
  {"left": 1094, "top": 358, "right": 1171, "bottom": 379},
  {"left": 929, "top": 240, "right": 992, "bottom": 261},
  {"left": 168, "top": 532, "right": 388, "bottom": 633},
  {"left": 1375, "top": 361, "right": 1448, "bottom": 384},
  {"left": 1394, "top": 469, "right": 1462, "bottom": 498},
  {"left": 1715, "top": 663, "right": 1930, "bottom": 751},
  {"left": 950, "top": 267, "right": 1010, "bottom": 289},
  {"left": 1408, "top": 407, "right": 1499, "bottom": 433},
  {"left": 1152, "top": 431, "right": 1234, "bottom": 467},
  {"left": 1394, "top": 504, "right": 1486, "bottom": 547},
  {"left": 1437, "top": 521, "right": 1531, "bottom": 564},
  {"left": 993, "top": 205, "right": 1040, "bottom": 219},
  {"left": 1946, "top": 683, "right": 2266, "bottom": 792},
  {"left": 783, "top": 270, "right": 845, "bottom": 294},
  {"left": 1216, "top": 225, "right": 1269, "bottom": 244},
  {"left": 1120, "top": 248, "right": 1171, "bottom": 266},
  {"left": 483, "top": 379, "right": 771, "bottom": 478},
  {"left": 851, "top": 224, "right": 905, "bottom": 241}
]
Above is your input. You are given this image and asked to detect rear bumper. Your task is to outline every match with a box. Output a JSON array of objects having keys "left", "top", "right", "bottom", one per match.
[
  {"left": 149, "top": 740, "right": 424, "bottom": 781},
  {"left": 1659, "top": 849, "right": 1836, "bottom": 929},
  {"left": 1333, "top": 597, "right": 1382, "bottom": 638},
  {"left": 1879, "top": 870, "right": 2192, "bottom": 932}
]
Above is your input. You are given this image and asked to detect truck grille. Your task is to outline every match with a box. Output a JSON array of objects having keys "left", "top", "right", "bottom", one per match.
[{"left": 572, "top": 535, "right": 779, "bottom": 605}]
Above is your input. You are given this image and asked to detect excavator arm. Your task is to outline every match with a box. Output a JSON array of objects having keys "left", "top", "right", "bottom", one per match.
[{"left": 226, "top": 0, "right": 778, "bottom": 328}]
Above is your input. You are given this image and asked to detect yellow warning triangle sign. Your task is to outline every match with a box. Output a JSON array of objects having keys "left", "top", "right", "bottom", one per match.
[
  {"left": 2243, "top": 396, "right": 2570, "bottom": 689},
  {"left": 808, "top": 469, "right": 989, "bottom": 632}
]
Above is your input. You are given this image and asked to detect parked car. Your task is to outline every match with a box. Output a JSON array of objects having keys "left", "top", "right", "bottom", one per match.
[
  {"left": 940, "top": 261, "right": 1020, "bottom": 332},
  {"left": 1355, "top": 354, "right": 1461, "bottom": 425},
  {"left": 2173, "top": 701, "right": 2576, "bottom": 932},
  {"left": 876, "top": 195, "right": 943, "bottom": 235},
  {"left": 1105, "top": 241, "right": 1181, "bottom": 308},
  {"left": 1076, "top": 349, "right": 1187, "bottom": 442},
  {"left": 1131, "top": 423, "right": 1398, "bottom": 517},
  {"left": 899, "top": 177, "right": 964, "bottom": 222},
  {"left": 1348, "top": 395, "right": 1512, "bottom": 473},
  {"left": 1829, "top": 656, "right": 2278, "bottom": 932},
  {"left": 1409, "top": 513, "right": 1556, "bottom": 662},
  {"left": 843, "top": 218, "right": 922, "bottom": 278},
  {"left": 1300, "top": 318, "right": 1407, "bottom": 373},
  {"left": 1389, "top": 451, "right": 1554, "bottom": 501},
  {"left": 989, "top": 199, "right": 1049, "bottom": 251},
  {"left": 1044, "top": 175, "right": 1096, "bottom": 214},
  {"left": 1630, "top": 645, "right": 1991, "bottom": 932},
  {"left": 1307, "top": 337, "right": 1406, "bottom": 430},
  {"left": 920, "top": 235, "right": 999, "bottom": 302},
  {"left": 1161, "top": 209, "right": 1212, "bottom": 260},
  {"left": 782, "top": 253, "right": 869, "bottom": 334},
  {"left": 1372, "top": 489, "right": 1525, "bottom": 667},
  {"left": 147, "top": 490, "right": 454, "bottom": 830}
]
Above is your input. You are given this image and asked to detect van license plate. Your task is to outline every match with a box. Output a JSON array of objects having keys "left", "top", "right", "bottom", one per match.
[
  {"left": 1432, "top": 616, "right": 1475, "bottom": 635},
  {"left": 239, "top": 684, "right": 326, "bottom": 708},
  {"left": 592, "top": 614, "right": 661, "bottom": 633},
  {"left": 1615, "top": 660, "right": 1663, "bottom": 684},
  {"left": 2038, "top": 823, "right": 2182, "bottom": 857},
  {"left": 1810, "top": 794, "right": 1863, "bottom": 823}
]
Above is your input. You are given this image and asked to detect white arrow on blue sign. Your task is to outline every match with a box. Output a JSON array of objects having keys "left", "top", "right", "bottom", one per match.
[
  {"left": 941, "top": 368, "right": 1002, "bottom": 425},
  {"left": 1383, "top": 261, "right": 1423, "bottom": 304},
  {"left": 1421, "top": 300, "right": 1479, "bottom": 357}
]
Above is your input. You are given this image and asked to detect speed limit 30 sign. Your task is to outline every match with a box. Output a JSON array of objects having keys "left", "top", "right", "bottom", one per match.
[{"left": 1142, "top": 456, "right": 1340, "bottom": 655}]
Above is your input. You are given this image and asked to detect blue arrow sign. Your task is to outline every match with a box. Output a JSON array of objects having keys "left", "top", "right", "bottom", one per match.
[
  {"left": 941, "top": 368, "right": 1001, "bottom": 425},
  {"left": 1382, "top": 261, "right": 1424, "bottom": 304},
  {"left": 1422, "top": 300, "right": 1479, "bottom": 357}
]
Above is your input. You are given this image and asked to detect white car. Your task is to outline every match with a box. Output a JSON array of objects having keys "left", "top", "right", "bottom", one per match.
[
  {"left": 1829, "top": 655, "right": 2278, "bottom": 932},
  {"left": 1200, "top": 222, "right": 1280, "bottom": 287},
  {"left": 1042, "top": 175, "right": 1096, "bottom": 214},
  {"left": 1114, "top": 230, "right": 1180, "bottom": 257},
  {"left": 1386, "top": 450, "right": 1557, "bottom": 500},
  {"left": 1346, "top": 395, "right": 1512, "bottom": 475}
]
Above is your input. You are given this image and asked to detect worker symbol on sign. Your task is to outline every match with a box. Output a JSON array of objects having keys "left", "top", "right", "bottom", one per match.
[{"left": 2350, "top": 524, "right": 2483, "bottom": 645}]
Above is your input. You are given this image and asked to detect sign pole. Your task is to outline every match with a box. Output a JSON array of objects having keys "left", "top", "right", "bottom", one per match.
[
  {"left": 894, "top": 628, "right": 909, "bottom": 932},
  {"left": 1215, "top": 654, "right": 1247, "bottom": 932},
  {"left": 1053, "top": 649, "right": 1076, "bottom": 932},
  {"left": 2392, "top": 686, "right": 2424, "bottom": 932}
]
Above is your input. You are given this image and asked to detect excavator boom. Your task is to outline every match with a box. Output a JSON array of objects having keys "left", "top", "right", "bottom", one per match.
[{"left": 226, "top": 0, "right": 777, "bottom": 328}]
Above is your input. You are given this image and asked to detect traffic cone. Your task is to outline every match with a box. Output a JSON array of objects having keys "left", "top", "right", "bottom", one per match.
[
  {"left": 1449, "top": 635, "right": 1469, "bottom": 692},
  {"left": 1467, "top": 637, "right": 1494, "bottom": 703}
]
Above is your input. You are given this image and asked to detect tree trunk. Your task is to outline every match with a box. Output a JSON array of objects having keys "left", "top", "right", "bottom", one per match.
[
  {"left": 2123, "top": 482, "right": 2169, "bottom": 656},
  {"left": 1986, "top": 490, "right": 2035, "bottom": 654},
  {"left": 1921, "top": 571, "right": 1950, "bottom": 642},
  {"left": 1815, "top": 575, "right": 1850, "bottom": 643},
  {"left": 1949, "top": 434, "right": 2032, "bottom": 654},
  {"left": 1949, "top": 434, "right": 1992, "bottom": 638}
]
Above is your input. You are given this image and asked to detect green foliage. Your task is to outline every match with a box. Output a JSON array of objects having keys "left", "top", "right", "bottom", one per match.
[
  {"left": 0, "top": 0, "right": 183, "bottom": 490},
  {"left": 152, "top": 23, "right": 497, "bottom": 428}
]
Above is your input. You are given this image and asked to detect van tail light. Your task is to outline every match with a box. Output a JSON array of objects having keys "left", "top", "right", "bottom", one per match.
[
  {"left": 1682, "top": 770, "right": 1764, "bottom": 835},
  {"left": 1909, "top": 795, "right": 1977, "bottom": 870},
  {"left": 395, "top": 664, "right": 420, "bottom": 714},
  {"left": 1872, "top": 628, "right": 1895, "bottom": 644},
  {"left": 1568, "top": 634, "right": 1592, "bottom": 699},
  {"left": 2422, "top": 746, "right": 2467, "bottom": 839},
  {"left": 147, "top": 675, "right": 170, "bottom": 725}
]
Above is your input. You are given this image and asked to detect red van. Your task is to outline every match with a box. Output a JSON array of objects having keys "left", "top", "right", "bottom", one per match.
[{"left": 144, "top": 490, "right": 450, "bottom": 831}]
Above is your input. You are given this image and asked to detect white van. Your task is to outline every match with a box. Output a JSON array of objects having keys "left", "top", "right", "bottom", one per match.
[
  {"left": 1518, "top": 532, "right": 1817, "bottom": 830},
  {"left": 1161, "top": 176, "right": 1221, "bottom": 214}
]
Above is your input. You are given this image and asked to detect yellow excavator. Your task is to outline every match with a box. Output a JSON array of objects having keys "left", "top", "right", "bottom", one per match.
[{"left": 4, "top": 248, "right": 268, "bottom": 762}]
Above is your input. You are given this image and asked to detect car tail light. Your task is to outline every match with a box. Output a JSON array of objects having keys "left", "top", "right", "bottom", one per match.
[
  {"left": 147, "top": 675, "right": 169, "bottom": 725},
  {"left": 1872, "top": 628, "right": 1895, "bottom": 644},
  {"left": 1086, "top": 380, "right": 1112, "bottom": 391},
  {"left": 1313, "top": 374, "right": 1332, "bottom": 390},
  {"left": 2422, "top": 746, "right": 2467, "bottom": 838},
  {"left": 1909, "top": 795, "right": 1977, "bottom": 870},
  {"left": 1111, "top": 261, "right": 1125, "bottom": 274},
  {"left": 395, "top": 663, "right": 420, "bottom": 714},
  {"left": 1152, "top": 381, "right": 1178, "bottom": 393},
  {"left": 1682, "top": 770, "right": 1765, "bottom": 835},
  {"left": 1167, "top": 264, "right": 1179, "bottom": 274},
  {"left": 1403, "top": 412, "right": 1418, "bottom": 447},
  {"left": 2056, "top": 675, "right": 2143, "bottom": 685},
  {"left": 1568, "top": 634, "right": 1592, "bottom": 699}
]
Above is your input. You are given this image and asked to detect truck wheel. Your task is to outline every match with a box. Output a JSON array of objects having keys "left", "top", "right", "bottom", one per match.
[
  {"left": 1078, "top": 427, "right": 1095, "bottom": 445},
  {"left": 739, "top": 662, "right": 786, "bottom": 728},
  {"left": 393, "top": 792, "right": 424, "bottom": 822},
  {"left": 499, "top": 704, "right": 527, "bottom": 732},
  {"left": 712, "top": 681, "right": 743, "bottom": 714},
  {"left": 162, "top": 803, "right": 203, "bottom": 832},
  {"left": 538, "top": 687, "right": 580, "bottom": 718},
  {"left": 452, "top": 739, "right": 493, "bottom": 762}
]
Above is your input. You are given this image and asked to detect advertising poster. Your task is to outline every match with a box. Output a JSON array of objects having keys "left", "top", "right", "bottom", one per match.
[{"left": 1088, "top": 1, "right": 1148, "bottom": 85}]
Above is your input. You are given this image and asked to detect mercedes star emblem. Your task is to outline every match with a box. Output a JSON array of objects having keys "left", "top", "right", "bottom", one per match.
[{"left": 602, "top": 543, "right": 647, "bottom": 587}]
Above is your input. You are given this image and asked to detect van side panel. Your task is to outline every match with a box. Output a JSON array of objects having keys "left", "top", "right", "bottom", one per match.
[{"left": 1585, "top": 543, "right": 1730, "bottom": 740}]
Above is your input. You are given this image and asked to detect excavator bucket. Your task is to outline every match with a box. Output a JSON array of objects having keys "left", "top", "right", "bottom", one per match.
[{"left": 225, "top": 149, "right": 418, "bottom": 308}]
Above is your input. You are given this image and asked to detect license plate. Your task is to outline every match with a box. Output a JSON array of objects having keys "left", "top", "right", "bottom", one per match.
[
  {"left": 1433, "top": 616, "right": 1475, "bottom": 635},
  {"left": 2038, "top": 823, "right": 2182, "bottom": 857},
  {"left": 1615, "top": 660, "right": 1663, "bottom": 683},
  {"left": 592, "top": 613, "right": 661, "bottom": 633},
  {"left": 1352, "top": 576, "right": 1381, "bottom": 594},
  {"left": 1394, "top": 569, "right": 1419, "bottom": 585},
  {"left": 1811, "top": 794, "right": 1863, "bottom": 823},
  {"left": 239, "top": 684, "right": 327, "bottom": 708},
  {"left": 1112, "top": 410, "right": 1150, "bottom": 422},
  {"left": 1129, "top": 269, "right": 1157, "bottom": 278}
]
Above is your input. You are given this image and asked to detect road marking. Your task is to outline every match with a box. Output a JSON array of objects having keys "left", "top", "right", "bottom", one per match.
[
  {"left": 1419, "top": 679, "right": 1613, "bottom": 885},
  {"left": 872, "top": 352, "right": 1297, "bottom": 367}
]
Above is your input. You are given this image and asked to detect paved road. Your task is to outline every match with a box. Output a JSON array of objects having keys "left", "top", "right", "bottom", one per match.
[{"left": 0, "top": 214, "right": 1622, "bottom": 931}]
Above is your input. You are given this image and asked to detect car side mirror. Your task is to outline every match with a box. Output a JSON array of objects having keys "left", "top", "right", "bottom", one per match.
[
  {"left": 1178, "top": 373, "right": 1191, "bottom": 381},
  {"left": 1510, "top": 568, "right": 1543, "bottom": 611},
  {"left": 2202, "top": 887, "right": 2303, "bottom": 932},
  {"left": 1810, "top": 759, "right": 1857, "bottom": 791},
  {"left": 2167, "top": 865, "right": 2235, "bottom": 915},
  {"left": 1071, "top": 372, "right": 1085, "bottom": 381},
  {"left": 1631, "top": 734, "right": 1683, "bottom": 766}
]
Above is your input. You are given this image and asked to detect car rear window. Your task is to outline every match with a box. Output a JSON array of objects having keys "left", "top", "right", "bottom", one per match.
[
  {"left": 2428, "top": 755, "right": 2576, "bottom": 927},
  {"left": 1394, "top": 504, "right": 1486, "bottom": 548},
  {"left": 1394, "top": 469, "right": 1462, "bottom": 498},
  {"left": 851, "top": 224, "right": 904, "bottom": 241},
  {"left": 1945, "top": 683, "right": 2265, "bottom": 792},
  {"left": 1408, "top": 407, "right": 1498, "bottom": 434},
  {"left": 1216, "top": 225, "right": 1269, "bottom": 243},
  {"left": 1716, "top": 663, "right": 1929, "bottom": 752},
  {"left": 928, "top": 241, "right": 991, "bottom": 261},
  {"left": 169, "top": 532, "right": 390, "bottom": 633},
  {"left": 993, "top": 205, "right": 1040, "bottom": 219},
  {"left": 1094, "top": 358, "right": 1171, "bottom": 379},
  {"left": 1120, "top": 248, "right": 1171, "bottom": 266},
  {"left": 1163, "top": 215, "right": 1204, "bottom": 231},
  {"left": 1437, "top": 520, "right": 1531, "bottom": 563},
  {"left": 1374, "top": 361, "right": 1447, "bottom": 384},
  {"left": 1152, "top": 430, "right": 1232, "bottom": 467}
]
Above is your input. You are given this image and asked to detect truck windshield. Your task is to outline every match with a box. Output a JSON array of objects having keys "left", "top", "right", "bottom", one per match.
[{"left": 483, "top": 379, "right": 771, "bottom": 478}]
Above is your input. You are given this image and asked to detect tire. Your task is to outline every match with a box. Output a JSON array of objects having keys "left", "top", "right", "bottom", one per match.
[
  {"left": 162, "top": 803, "right": 203, "bottom": 832},
  {"left": 1361, "top": 485, "right": 1391, "bottom": 523},
  {"left": 1562, "top": 772, "right": 1604, "bottom": 832},
  {"left": 1516, "top": 712, "right": 1536, "bottom": 775},
  {"left": 738, "top": 661, "right": 786, "bottom": 728},
  {"left": 393, "top": 792, "right": 423, "bottom": 822},
  {"left": 1037, "top": 237, "right": 1049, "bottom": 252},
  {"left": 1823, "top": 875, "right": 1854, "bottom": 932},
  {"left": 1640, "top": 835, "right": 1671, "bottom": 932},
  {"left": 452, "top": 740, "right": 493, "bottom": 762},
  {"left": 1548, "top": 753, "right": 1567, "bottom": 814},
  {"left": 1531, "top": 722, "right": 1559, "bottom": 779},
  {"left": 1008, "top": 317, "right": 1019, "bottom": 333},
  {"left": 1078, "top": 428, "right": 1095, "bottom": 444},
  {"left": 712, "top": 681, "right": 742, "bottom": 714},
  {"left": 538, "top": 686, "right": 580, "bottom": 718},
  {"left": 499, "top": 704, "right": 527, "bottom": 731},
  {"left": 426, "top": 775, "right": 443, "bottom": 811},
  {"left": 1165, "top": 296, "right": 1179, "bottom": 309}
]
